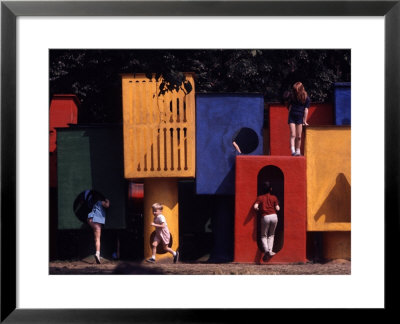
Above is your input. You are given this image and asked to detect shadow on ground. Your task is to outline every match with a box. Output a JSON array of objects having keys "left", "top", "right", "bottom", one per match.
[{"left": 112, "top": 262, "right": 165, "bottom": 274}]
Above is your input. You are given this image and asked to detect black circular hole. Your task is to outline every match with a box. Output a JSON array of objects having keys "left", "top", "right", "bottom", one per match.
[
  {"left": 232, "top": 127, "right": 259, "bottom": 154},
  {"left": 73, "top": 189, "right": 105, "bottom": 223}
]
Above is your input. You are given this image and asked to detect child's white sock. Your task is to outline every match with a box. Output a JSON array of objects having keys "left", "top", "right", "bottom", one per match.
[
  {"left": 172, "top": 251, "right": 176, "bottom": 256},
  {"left": 291, "top": 146, "right": 295, "bottom": 154},
  {"left": 295, "top": 148, "right": 300, "bottom": 154},
  {"left": 95, "top": 251, "right": 100, "bottom": 256},
  {"left": 152, "top": 255, "right": 156, "bottom": 259}
]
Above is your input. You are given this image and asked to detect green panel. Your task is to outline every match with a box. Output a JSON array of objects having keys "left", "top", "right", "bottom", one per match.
[
  {"left": 57, "top": 126, "right": 126, "bottom": 229},
  {"left": 57, "top": 130, "right": 92, "bottom": 229}
]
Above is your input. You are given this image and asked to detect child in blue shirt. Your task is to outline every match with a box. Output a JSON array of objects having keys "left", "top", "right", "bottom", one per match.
[{"left": 287, "top": 82, "right": 310, "bottom": 156}]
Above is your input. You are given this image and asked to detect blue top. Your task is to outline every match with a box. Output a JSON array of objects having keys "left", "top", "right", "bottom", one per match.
[
  {"left": 84, "top": 190, "right": 94, "bottom": 210},
  {"left": 290, "top": 97, "right": 310, "bottom": 115},
  {"left": 88, "top": 201, "right": 106, "bottom": 224}
]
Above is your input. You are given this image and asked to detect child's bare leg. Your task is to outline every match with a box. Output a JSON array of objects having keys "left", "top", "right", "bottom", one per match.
[
  {"left": 163, "top": 244, "right": 179, "bottom": 263},
  {"left": 152, "top": 241, "right": 158, "bottom": 258},
  {"left": 146, "top": 241, "right": 158, "bottom": 262},
  {"left": 87, "top": 219, "right": 102, "bottom": 263},
  {"left": 88, "top": 219, "right": 101, "bottom": 253},
  {"left": 295, "top": 124, "right": 303, "bottom": 153},
  {"left": 289, "top": 123, "right": 296, "bottom": 154},
  {"left": 163, "top": 245, "right": 175, "bottom": 255},
  {"left": 93, "top": 225, "right": 101, "bottom": 253}
]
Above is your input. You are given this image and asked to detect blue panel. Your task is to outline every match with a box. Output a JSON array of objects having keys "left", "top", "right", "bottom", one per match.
[
  {"left": 334, "top": 82, "right": 351, "bottom": 125},
  {"left": 196, "top": 93, "right": 264, "bottom": 195}
]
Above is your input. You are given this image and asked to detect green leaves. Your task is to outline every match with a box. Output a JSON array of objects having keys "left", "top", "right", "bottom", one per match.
[{"left": 50, "top": 49, "right": 350, "bottom": 123}]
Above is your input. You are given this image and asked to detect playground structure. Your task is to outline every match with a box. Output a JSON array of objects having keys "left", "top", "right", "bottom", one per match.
[
  {"left": 122, "top": 73, "right": 196, "bottom": 261},
  {"left": 50, "top": 78, "right": 351, "bottom": 264}
]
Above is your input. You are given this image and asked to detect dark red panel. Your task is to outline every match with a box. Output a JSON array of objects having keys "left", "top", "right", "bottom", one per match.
[
  {"left": 49, "top": 95, "right": 79, "bottom": 152},
  {"left": 234, "top": 155, "right": 307, "bottom": 264},
  {"left": 269, "top": 103, "right": 333, "bottom": 156}
]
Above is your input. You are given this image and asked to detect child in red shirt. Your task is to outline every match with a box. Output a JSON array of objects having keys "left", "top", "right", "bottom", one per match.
[{"left": 254, "top": 181, "right": 280, "bottom": 261}]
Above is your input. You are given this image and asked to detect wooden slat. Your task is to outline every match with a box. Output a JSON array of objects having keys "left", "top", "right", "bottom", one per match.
[
  {"left": 140, "top": 80, "right": 147, "bottom": 125},
  {"left": 134, "top": 80, "right": 140, "bottom": 124},
  {"left": 163, "top": 127, "right": 168, "bottom": 171},
  {"left": 134, "top": 125, "right": 141, "bottom": 172},
  {"left": 173, "top": 126, "right": 179, "bottom": 171},
  {"left": 163, "top": 92, "right": 171, "bottom": 170},
  {"left": 152, "top": 126, "right": 158, "bottom": 173},
  {"left": 130, "top": 80, "right": 135, "bottom": 125},
  {"left": 177, "top": 127, "right": 182, "bottom": 171},
  {"left": 166, "top": 127, "right": 173, "bottom": 171},
  {"left": 165, "top": 91, "right": 173, "bottom": 124},
  {"left": 150, "top": 79, "right": 157, "bottom": 125},
  {"left": 148, "top": 125, "right": 154, "bottom": 172},
  {"left": 183, "top": 127, "right": 188, "bottom": 171},
  {"left": 187, "top": 76, "right": 196, "bottom": 174}
]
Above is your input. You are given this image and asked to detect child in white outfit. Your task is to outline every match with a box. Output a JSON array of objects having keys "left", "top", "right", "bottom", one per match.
[{"left": 146, "top": 203, "right": 179, "bottom": 263}]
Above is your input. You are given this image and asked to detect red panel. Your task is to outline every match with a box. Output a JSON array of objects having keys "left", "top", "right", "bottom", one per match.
[
  {"left": 49, "top": 95, "right": 79, "bottom": 152},
  {"left": 234, "top": 155, "right": 307, "bottom": 264},
  {"left": 269, "top": 103, "right": 333, "bottom": 156}
]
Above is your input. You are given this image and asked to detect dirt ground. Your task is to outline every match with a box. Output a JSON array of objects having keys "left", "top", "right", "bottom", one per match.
[{"left": 49, "top": 257, "right": 350, "bottom": 275}]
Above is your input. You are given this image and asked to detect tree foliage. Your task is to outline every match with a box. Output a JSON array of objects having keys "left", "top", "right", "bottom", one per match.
[{"left": 50, "top": 49, "right": 350, "bottom": 123}]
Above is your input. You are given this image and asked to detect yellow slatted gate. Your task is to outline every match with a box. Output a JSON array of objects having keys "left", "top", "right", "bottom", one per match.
[{"left": 122, "top": 73, "right": 196, "bottom": 179}]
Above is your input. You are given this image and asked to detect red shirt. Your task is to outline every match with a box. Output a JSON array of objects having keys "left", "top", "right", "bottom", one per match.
[{"left": 255, "top": 193, "right": 279, "bottom": 215}]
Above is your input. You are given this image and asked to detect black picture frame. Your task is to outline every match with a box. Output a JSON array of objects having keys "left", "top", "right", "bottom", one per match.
[{"left": 1, "top": 0, "right": 398, "bottom": 322}]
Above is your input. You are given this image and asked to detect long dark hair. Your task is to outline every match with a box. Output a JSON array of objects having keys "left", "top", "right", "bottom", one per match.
[{"left": 292, "top": 81, "right": 308, "bottom": 104}]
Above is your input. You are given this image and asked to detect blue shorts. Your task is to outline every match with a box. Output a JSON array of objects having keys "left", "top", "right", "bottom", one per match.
[
  {"left": 88, "top": 201, "right": 106, "bottom": 224},
  {"left": 288, "top": 112, "right": 303, "bottom": 125}
]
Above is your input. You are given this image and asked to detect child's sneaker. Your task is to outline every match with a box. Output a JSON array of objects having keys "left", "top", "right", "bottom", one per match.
[
  {"left": 294, "top": 152, "right": 301, "bottom": 156},
  {"left": 291, "top": 152, "right": 296, "bottom": 156},
  {"left": 262, "top": 253, "right": 270, "bottom": 261},
  {"left": 173, "top": 251, "right": 179, "bottom": 263},
  {"left": 146, "top": 257, "right": 156, "bottom": 263},
  {"left": 94, "top": 254, "right": 101, "bottom": 264}
]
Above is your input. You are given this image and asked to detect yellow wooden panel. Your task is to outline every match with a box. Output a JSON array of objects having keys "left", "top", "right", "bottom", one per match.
[
  {"left": 122, "top": 73, "right": 196, "bottom": 178},
  {"left": 185, "top": 90, "right": 195, "bottom": 172},
  {"left": 305, "top": 126, "right": 351, "bottom": 231}
]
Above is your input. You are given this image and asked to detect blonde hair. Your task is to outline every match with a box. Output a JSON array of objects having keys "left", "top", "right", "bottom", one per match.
[
  {"left": 292, "top": 82, "right": 308, "bottom": 104},
  {"left": 152, "top": 202, "right": 163, "bottom": 211}
]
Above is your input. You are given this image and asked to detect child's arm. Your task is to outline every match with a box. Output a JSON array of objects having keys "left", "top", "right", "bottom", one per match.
[
  {"left": 303, "top": 108, "right": 309, "bottom": 126},
  {"left": 102, "top": 199, "right": 110, "bottom": 208},
  {"left": 151, "top": 222, "right": 166, "bottom": 228},
  {"left": 233, "top": 141, "right": 242, "bottom": 154}
]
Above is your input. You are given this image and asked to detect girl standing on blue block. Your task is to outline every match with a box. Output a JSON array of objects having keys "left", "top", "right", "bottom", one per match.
[{"left": 287, "top": 82, "right": 310, "bottom": 156}]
